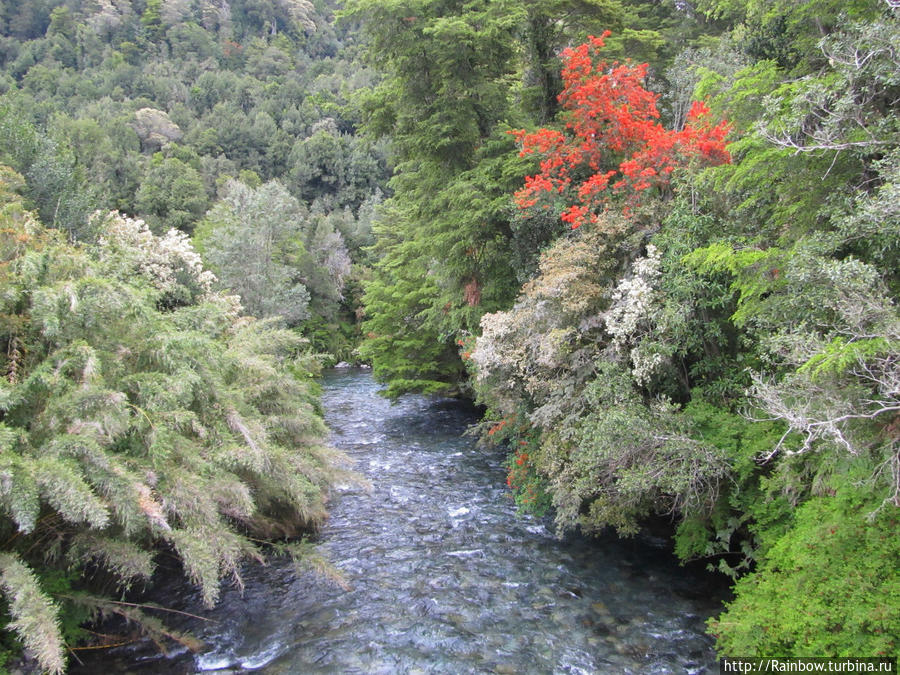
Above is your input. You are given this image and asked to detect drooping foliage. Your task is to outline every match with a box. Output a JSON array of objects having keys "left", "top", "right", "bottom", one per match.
[{"left": 0, "top": 175, "right": 347, "bottom": 672}]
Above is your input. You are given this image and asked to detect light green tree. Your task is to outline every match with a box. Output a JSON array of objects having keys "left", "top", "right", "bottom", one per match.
[{"left": 0, "top": 176, "right": 345, "bottom": 672}]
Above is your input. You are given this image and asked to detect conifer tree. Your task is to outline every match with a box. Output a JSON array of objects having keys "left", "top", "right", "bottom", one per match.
[{"left": 344, "top": 0, "right": 527, "bottom": 396}]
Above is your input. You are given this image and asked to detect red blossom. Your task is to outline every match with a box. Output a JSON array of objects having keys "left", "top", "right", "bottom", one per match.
[
  {"left": 511, "top": 32, "right": 731, "bottom": 229},
  {"left": 487, "top": 419, "right": 508, "bottom": 436}
]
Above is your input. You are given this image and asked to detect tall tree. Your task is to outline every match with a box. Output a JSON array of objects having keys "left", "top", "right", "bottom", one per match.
[
  {"left": 195, "top": 179, "right": 351, "bottom": 326},
  {"left": 344, "top": 0, "right": 526, "bottom": 397}
]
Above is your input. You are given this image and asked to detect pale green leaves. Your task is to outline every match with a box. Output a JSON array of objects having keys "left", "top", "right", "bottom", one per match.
[
  {"left": 197, "top": 179, "right": 352, "bottom": 325},
  {"left": 0, "top": 450, "right": 109, "bottom": 534},
  {"left": 0, "top": 196, "right": 343, "bottom": 664},
  {"left": 0, "top": 553, "right": 65, "bottom": 674}
]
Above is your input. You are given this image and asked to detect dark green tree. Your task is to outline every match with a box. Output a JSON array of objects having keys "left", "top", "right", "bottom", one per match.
[
  {"left": 135, "top": 155, "right": 208, "bottom": 233},
  {"left": 344, "top": 0, "right": 527, "bottom": 397},
  {"left": 0, "top": 96, "right": 96, "bottom": 239},
  {"left": 141, "top": 0, "right": 165, "bottom": 41}
]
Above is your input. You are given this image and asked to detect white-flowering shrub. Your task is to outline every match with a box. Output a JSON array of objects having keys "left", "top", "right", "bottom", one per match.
[
  {"left": 470, "top": 222, "right": 622, "bottom": 418},
  {"left": 605, "top": 244, "right": 662, "bottom": 351},
  {"left": 95, "top": 211, "right": 219, "bottom": 307},
  {"left": 604, "top": 244, "right": 665, "bottom": 383},
  {"left": 471, "top": 309, "right": 519, "bottom": 382},
  {"left": 629, "top": 343, "right": 666, "bottom": 386}
]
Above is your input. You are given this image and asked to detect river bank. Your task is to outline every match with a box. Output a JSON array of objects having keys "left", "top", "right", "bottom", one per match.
[{"left": 72, "top": 368, "right": 727, "bottom": 673}]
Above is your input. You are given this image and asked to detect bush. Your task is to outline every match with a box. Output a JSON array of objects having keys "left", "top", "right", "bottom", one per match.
[{"left": 0, "top": 182, "right": 346, "bottom": 672}]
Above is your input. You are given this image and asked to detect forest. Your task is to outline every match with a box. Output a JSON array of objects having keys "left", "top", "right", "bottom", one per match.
[{"left": 0, "top": 0, "right": 897, "bottom": 671}]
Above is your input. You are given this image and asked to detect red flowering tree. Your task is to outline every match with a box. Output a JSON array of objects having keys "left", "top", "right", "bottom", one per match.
[{"left": 512, "top": 32, "right": 731, "bottom": 229}]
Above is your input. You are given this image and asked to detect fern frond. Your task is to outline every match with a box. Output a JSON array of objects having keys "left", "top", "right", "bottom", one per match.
[
  {"left": 0, "top": 455, "right": 40, "bottom": 533},
  {"left": 208, "top": 478, "right": 256, "bottom": 522},
  {"left": 166, "top": 527, "right": 261, "bottom": 607},
  {"left": 68, "top": 534, "right": 156, "bottom": 589},
  {"left": 0, "top": 552, "right": 66, "bottom": 675},
  {"left": 225, "top": 408, "right": 271, "bottom": 471},
  {"left": 799, "top": 337, "right": 895, "bottom": 378},
  {"left": 33, "top": 456, "right": 109, "bottom": 529},
  {"left": 40, "top": 435, "right": 149, "bottom": 535}
]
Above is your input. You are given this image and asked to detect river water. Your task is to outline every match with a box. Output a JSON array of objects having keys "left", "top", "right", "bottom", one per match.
[{"left": 75, "top": 368, "right": 725, "bottom": 674}]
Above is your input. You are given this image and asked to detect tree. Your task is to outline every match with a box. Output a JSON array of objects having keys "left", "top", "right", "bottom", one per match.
[
  {"left": 0, "top": 97, "right": 96, "bottom": 239},
  {"left": 195, "top": 179, "right": 312, "bottom": 324},
  {"left": 345, "top": 0, "right": 528, "bottom": 397},
  {"left": 135, "top": 155, "right": 208, "bottom": 233},
  {"left": 288, "top": 122, "right": 388, "bottom": 210},
  {"left": 692, "top": 13, "right": 899, "bottom": 243},
  {"left": 517, "top": 0, "right": 628, "bottom": 123},
  {"left": 695, "top": 0, "right": 879, "bottom": 72},
  {"left": 512, "top": 32, "right": 731, "bottom": 230},
  {"left": 341, "top": 0, "right": 523, "bottom": 171},
  {"left": 49, "top": 110, "right": 143, "bottom": 215},
  {"left": 141, "top": 0, "right": 164, "bottom": 40},
  {"left": 161, "top": 0, "right": 193, "bottom": 27},
  {"left": 301, "top": 202, "right": 353, "bottom": 318},
  {"left": 195, "top": 179, "right": 351, "bottom": 327},
  {"left": 132, "top": 108, "right": 183, "bottom": 153},
  {"left": 84, "top": 0, "right": 134, "bottom": 41},
  {"left": 516, "top": 0, "right": 707, "bottom": 125}
]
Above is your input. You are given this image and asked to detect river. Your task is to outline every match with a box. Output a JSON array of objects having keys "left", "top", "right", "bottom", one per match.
[{"left": 74, "top": 367, "right": 725, "bottom": 674}]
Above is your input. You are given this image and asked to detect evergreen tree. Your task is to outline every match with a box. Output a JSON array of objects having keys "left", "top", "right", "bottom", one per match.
[{"left": 344, "top": 0, "right": 527, "bottom": 397}]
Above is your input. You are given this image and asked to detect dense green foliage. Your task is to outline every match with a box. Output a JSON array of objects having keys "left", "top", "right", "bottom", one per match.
[
  {"left": 350, "top": 0, "right": 899, "bottom": 660},
  {"left": 0, "top": 0, "right": 897, "bottom": 666},
  {"left": 0, "top": 0, "right": 388, "bottom": 359},
  {"left": 0, "top": 175, "right": 349, "bottom": 671},
  {"left": 194, "top": 178, "right": 353, "bottom": 326}
]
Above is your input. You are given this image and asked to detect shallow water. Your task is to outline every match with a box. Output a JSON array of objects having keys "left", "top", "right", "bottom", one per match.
[{"left": 74, "top": 368, "right": 724, "bottom": 674}]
